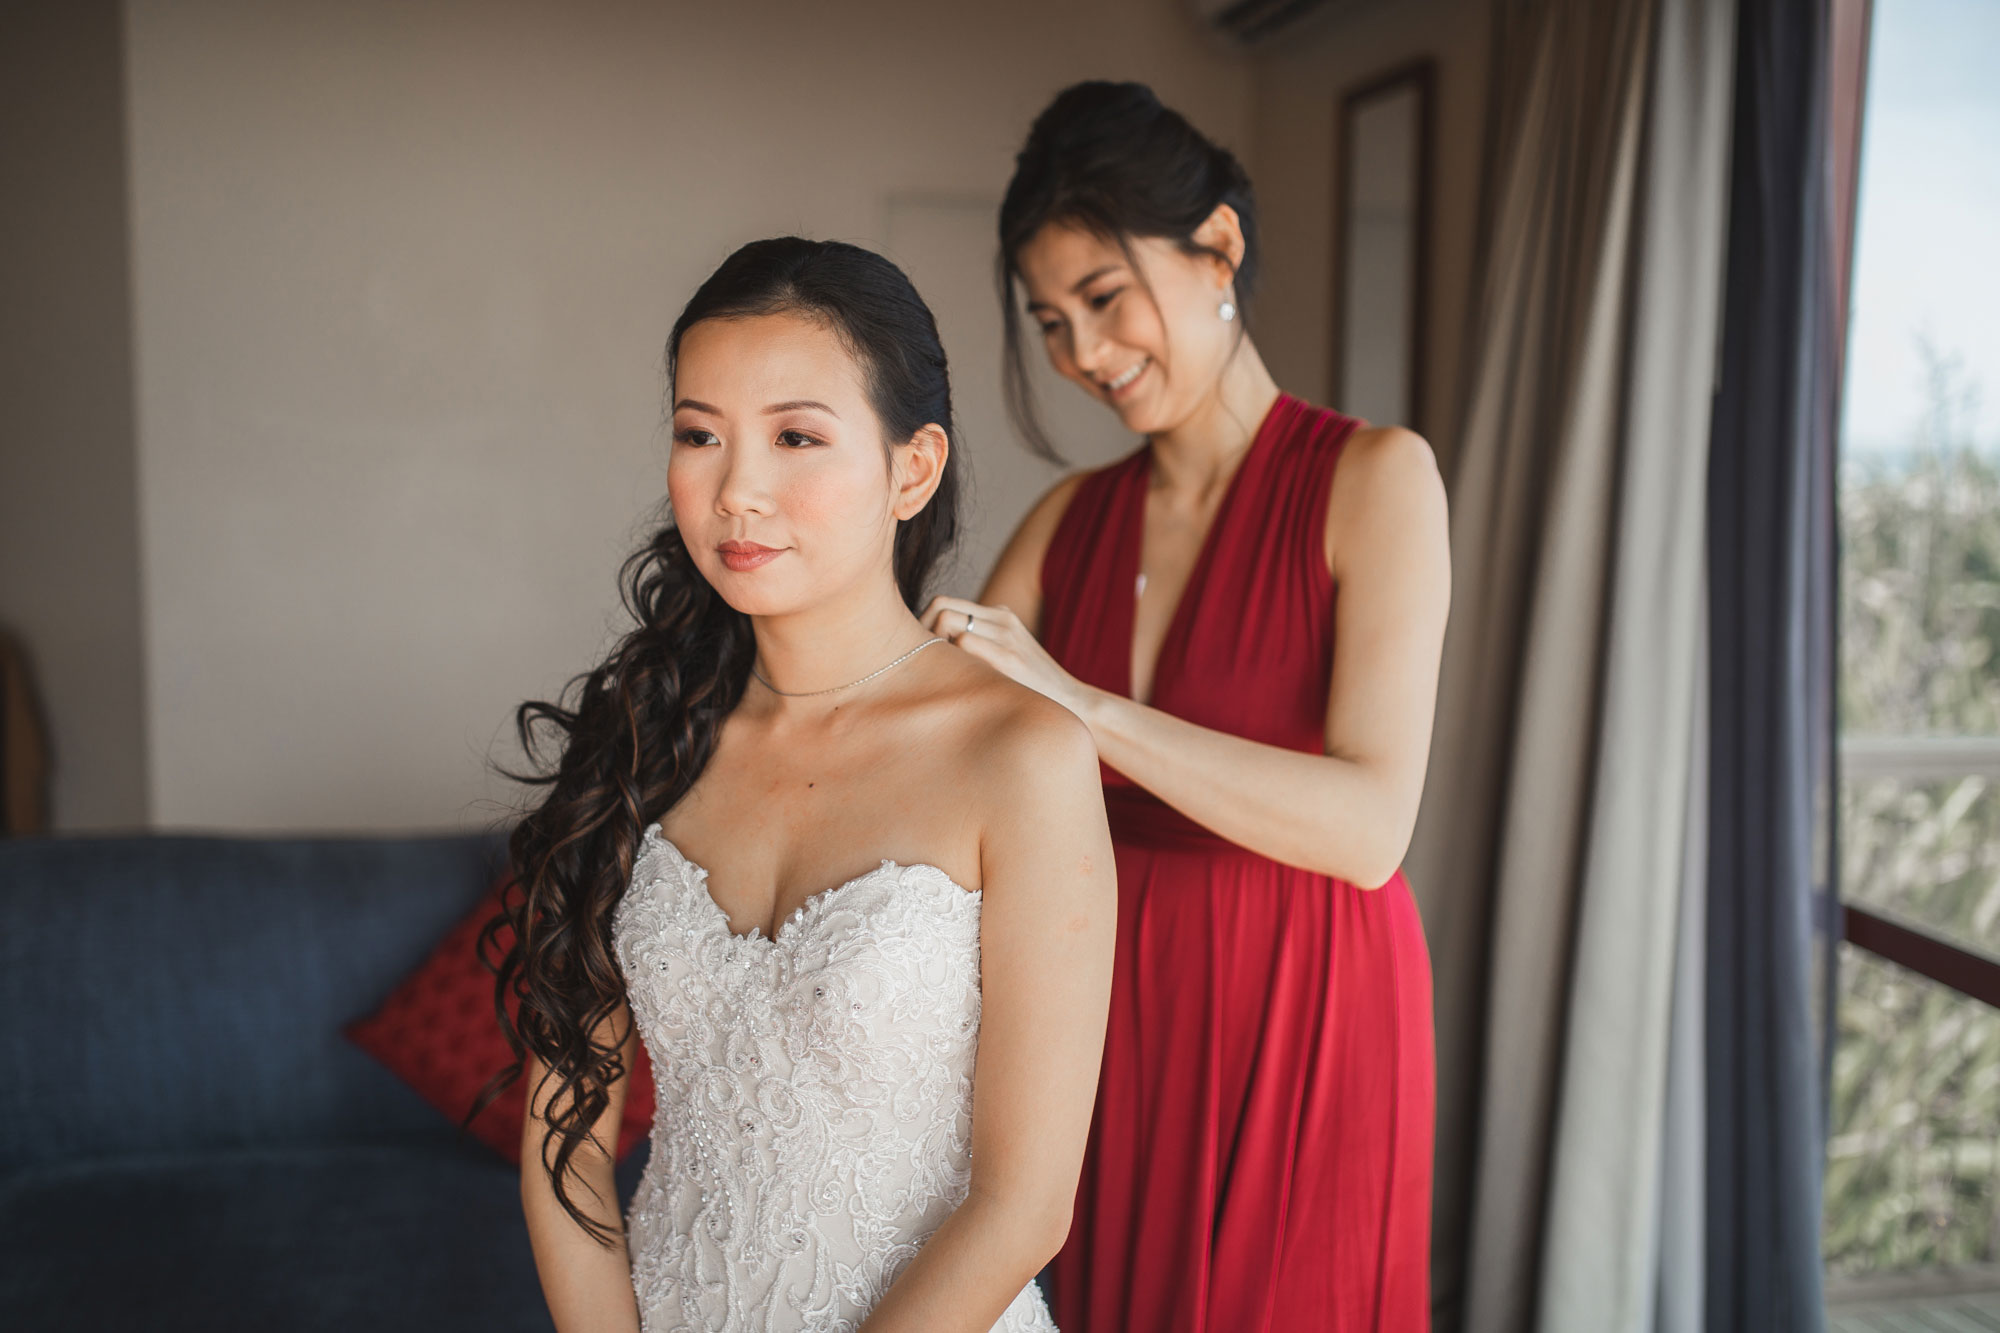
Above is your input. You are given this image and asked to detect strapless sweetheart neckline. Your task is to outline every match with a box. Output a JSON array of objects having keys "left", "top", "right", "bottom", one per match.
[
  {"left": 639, "top": 819, "right": 978, "bottom": 947},
  {"left": 616, "top": 818, "right": 1052, "bottom": 1331}
]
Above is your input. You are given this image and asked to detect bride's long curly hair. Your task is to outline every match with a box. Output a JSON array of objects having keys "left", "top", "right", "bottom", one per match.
[{"left": 466, "top": 236, "right": 963, "bottom": 1246}]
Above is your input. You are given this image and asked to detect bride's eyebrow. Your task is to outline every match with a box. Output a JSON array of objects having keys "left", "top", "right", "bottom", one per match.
[{"left": 670, "top": 398, "right": 841, "bottom": 419}]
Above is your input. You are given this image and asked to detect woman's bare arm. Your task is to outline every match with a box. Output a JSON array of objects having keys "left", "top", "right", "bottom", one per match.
[
  {"left": 927, "top": 425, "right": 1450, "bottom": 888},
  {"left": 858, "top": 696, "right": 1117, "bottom": 1333},
  {"left": 520, "top": 1007, "right": 644, "bottom": 1333},
  {"left": 973, "top": 469, "right": 1091, "bottom": 637}
]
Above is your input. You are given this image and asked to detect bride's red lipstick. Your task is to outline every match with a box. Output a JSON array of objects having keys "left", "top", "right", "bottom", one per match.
[{"left": 718, "top": 540, "right": 784, "bottom": 572}]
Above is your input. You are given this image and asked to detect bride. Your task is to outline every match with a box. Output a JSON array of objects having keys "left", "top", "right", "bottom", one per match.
[{"left": 486, "top": 236, "right": 1116, "bottom": 1332}]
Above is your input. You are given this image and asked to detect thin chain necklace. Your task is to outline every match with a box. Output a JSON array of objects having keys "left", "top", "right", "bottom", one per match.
[{"left": 750, "top": 635, "right": 945, "bottom": 697}]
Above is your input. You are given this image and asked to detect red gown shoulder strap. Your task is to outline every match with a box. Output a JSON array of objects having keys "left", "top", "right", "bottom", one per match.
[{"left": 1037, "top": 446, "right": 1147, "bottom": 673}]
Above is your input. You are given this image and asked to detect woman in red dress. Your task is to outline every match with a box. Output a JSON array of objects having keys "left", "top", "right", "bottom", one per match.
[{"left": 920, "top": 82, "right": 1449, "bottom": 1331}]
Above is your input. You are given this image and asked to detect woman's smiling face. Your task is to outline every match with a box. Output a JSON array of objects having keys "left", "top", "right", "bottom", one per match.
[
  {"left": 1014, "top": 217, "right": 1241, "bottom": 436},
  {"left": 666, "top": 310, "right": 938, "bottom": 616}
]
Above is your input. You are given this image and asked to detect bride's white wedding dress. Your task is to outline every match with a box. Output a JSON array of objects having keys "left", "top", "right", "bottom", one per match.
[{"left": 612, "top": 820, "right": 1061, "bottom": 1333}]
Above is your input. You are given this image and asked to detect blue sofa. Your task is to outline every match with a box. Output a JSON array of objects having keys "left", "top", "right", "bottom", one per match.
[{"left": 0, "top": 829, "right": 650, "bottom": 1333}]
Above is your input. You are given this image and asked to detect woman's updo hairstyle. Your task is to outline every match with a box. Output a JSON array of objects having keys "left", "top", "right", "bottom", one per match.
[
  {"left": 998, "top": 79, "right": 1261, "bottom": 463},
  {"left": 471, "top": 235, "right": 961, "bottom": 1247}
]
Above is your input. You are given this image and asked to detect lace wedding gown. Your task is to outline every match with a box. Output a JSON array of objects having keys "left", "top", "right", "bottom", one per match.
[{"left": 612, "top": 820, "right": 1060, "bottom": 1332}]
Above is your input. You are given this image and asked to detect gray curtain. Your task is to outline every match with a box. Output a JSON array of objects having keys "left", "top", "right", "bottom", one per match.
[
  {"left": 1701, "top": 0, "right": 1840, "bottom": 1326},
  {"left": 1402, "top": 0, "right": 1735, "bottom": 1328}
]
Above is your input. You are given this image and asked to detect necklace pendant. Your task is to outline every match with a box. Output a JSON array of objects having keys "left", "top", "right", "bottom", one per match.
[{"left": 1135, "top": 571, "right": 1148, "bottom": 599}]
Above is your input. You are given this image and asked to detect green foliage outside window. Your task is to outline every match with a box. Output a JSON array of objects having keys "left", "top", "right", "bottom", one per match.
[{"left": 1824, "top": 345, "right": 2000, "bottom": 1275}]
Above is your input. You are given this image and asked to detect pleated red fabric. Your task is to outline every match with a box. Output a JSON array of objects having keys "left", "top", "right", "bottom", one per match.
[{"left": 1041, "top": 392, "right": 1433, "bottom": 1332}]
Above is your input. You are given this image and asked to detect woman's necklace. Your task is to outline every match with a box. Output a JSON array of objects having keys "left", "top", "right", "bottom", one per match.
[{"left": 750, "top": 636, "right": 945, "bottom": 697}]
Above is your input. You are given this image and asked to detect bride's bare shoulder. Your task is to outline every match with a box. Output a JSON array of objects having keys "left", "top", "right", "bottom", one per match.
[
  {"left": 986, "top": 681, "right": 1096, "bottom": 776},
  {"left": 931, "top": 644, "right": 1092, "bottom": 757},
  {"left": 938, "top": 657, "right": 1100, "bottom": 817},
  {"left": 965, "top": 687, "right": 1109, "bottom": 917}
]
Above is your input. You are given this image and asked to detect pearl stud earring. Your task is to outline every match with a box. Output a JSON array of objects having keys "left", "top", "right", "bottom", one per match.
[{"left": 1218, "top": 299, "right": 1237, "bottom": 322}]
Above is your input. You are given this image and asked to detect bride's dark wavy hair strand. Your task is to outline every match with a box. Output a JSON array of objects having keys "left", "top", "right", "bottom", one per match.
[{"left": 462, "top": 235, "right": 962, "bottom": 1246}]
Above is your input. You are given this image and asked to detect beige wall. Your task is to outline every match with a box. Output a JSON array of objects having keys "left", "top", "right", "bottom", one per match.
[
  {"left": 0, "top": 0, "right": 151, "bottom": 831},
  {"left": 6, "top": 0, "right": 1491, "bottom": 832},
  {"left": 1247, "top": 0, "right": 1492, "bottom": 484},
  {"left": 118, "top": 0, "right": 1257, "bottom": 832}
]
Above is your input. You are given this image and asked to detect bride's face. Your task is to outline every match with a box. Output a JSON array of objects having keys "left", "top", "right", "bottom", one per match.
[{"left": 667, "top": 311, "right": 924, "bottom": 615}]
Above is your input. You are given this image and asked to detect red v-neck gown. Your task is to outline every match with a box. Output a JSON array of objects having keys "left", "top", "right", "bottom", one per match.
[{"left": 1039, "top": 392, "right": 1434, "bottom": 1332}]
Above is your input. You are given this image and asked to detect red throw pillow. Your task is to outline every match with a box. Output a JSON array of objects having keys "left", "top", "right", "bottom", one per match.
[{"left": 345, "top": 872, "right": 654, "bottom": 1165}]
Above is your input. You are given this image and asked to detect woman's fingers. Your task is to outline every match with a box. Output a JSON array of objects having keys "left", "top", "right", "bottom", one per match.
[
  {"left": 918, "top": 595, "right": 952, "bottom": 632},
  {"left": 920, "top": 595, "right": 996, "bottom": 644}
]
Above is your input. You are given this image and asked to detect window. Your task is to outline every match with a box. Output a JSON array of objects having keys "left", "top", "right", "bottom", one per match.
[{"left": 1825, "top": 0, "right": 2000, "bottom": 1313}]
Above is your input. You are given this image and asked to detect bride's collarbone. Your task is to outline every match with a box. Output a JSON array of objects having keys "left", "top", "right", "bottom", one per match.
[
  {"left": 656, "top": 818, "right": 983, "bottom": 928},
  {"left": 672, "top": 703, "right": 1006, "bottom": 925}
]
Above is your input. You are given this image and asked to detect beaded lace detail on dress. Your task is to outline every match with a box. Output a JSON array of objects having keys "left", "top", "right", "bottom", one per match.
[{"left": 612, "top": 821, "right": 1059, "bottom": 1333}]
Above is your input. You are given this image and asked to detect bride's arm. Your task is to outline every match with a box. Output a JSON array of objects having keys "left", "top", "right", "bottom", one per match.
[
  {"left": 520, "top": 1009, "right": 645, "bottom": 1333},
  {"left": 858, "top": 697, "right": 1117, "bottom": 1333}
]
